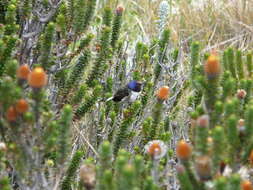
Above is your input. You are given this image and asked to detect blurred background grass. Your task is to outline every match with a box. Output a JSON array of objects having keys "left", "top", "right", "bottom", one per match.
[{"left": 98, "top": 0, "right": 253, "bottom": 52}]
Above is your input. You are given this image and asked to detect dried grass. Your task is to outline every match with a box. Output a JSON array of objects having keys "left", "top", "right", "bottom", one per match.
[{"left": 104, "top": 0, "right": 253, "bottom": 51}]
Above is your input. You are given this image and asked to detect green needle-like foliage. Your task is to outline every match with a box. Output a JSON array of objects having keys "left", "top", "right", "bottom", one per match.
[
  {"left": 245, "top": 105, "right": 253, "bottom": 141},
  {"left": 214, "top": 177, "right": 227, "bottom": 190},
  {"left": 0, "top": 77, "right": 21, "bottom": 110},
  {"left": 64, "top": 50, "right": 91, "bottom": 97},
  {"left": 148, "top": 99, "right": 164, "bottom": 141},
  {"left": 103, "top": 7, "right": 113, "bottom": 27},
  {"left": 100, "top": 170, "right": 114, "bottom": 190},
  {"left": 39, "top": 22, "right": 55, "bottom": 70},
  {"left": 55, "top": 69, "right": 68, "bottom": 95},
  {"left": 97, "top": 108, "right": 106, "bottom": 146},
  {"left": 133, "top": 155, "right": 144, "bottom": 188},
  {"left": 236, "top": 50, "right": 244, "bottom": 80},
  {"left": 20, "top": 0, "right": 32, "bottom": 19},
  {"left": 226, "top": 115, "right": 239, "bottom": 165},
  {"left": 135, "top": 42, "right": 149, "bottom": 68},
  {"left": 79, "top": 34, "right": 94, "bottom": 48},
  {"left": 228, "top": 174, "right": 241, "bottom": 190},
  {"left": 120, "top": 164, "right": 135, "bottom": 189},
  {"left": 56, "top": 13, "right": 67, "bottom": 37},
  {"left": 111, "top": 7, "right": 123, "bottom": 48},
  {"left": 213, "top": 101, "right": 223, "bottom": 125},
  {"left": 97, "top": 141, "right": 114, "bottom": 190},
  {"left": 182, "top": 161, "right": 200, "bottom": 190},
  {"left": 86, "top": 27, "right": 111, "bottom": 87},
  {"left": 224, "top": 98, "right": 239, "bottom": 118},
  {"left": 99, "top": 141, "right": 112, "bottom": 170},
  {"left": 82, "top": 0, "right": 97, "bottom": 32},
  {"left": 69, "top": 34, "right": 94, "bottom": 60},
  {"left": 114, "top": 150, "right": 131, "bottom": 190},
  {"left": 176, "top": 165, "right": 194, "bottom": 190},
  {"left": 222, "top": 50, "right": 228, "bottom": 71},
  {"left": 61, "top": 150, "right": 84, "bottom": 190},
  {"left": 143, "top": 176, "right": 158, "bottom": 190},
  {"left": 0, "top": 177, "right": 12, "bottom": 190},
  {"left": 43, "top": 121, "right": 59, "bottom": 153},
  {"left": 1, "top": 1, "right": 253, "bottom": 189},
  {"left": 190, "top": 41, "right": 200, "bottom": 86},
  {"left": 0, "top": 36, "right": 17, "bottom": 76},
  {"left": 246, "top": 52, "right": 253, "bottom": 77},
  {"left": 244, "top": 79, "right": 252, "bottom": 104},
  {"left": 141, "top": 81, "right": 153, "bottom": 110},
  {"left": 4, "top": 2, "right": 18, "bottom": 35},
  {"left": 211, "top": 126, "right": 225, "bottom": 174},
  {"left": 142, "top": 117, "right": 153, "bottom": 144},
  {"left": 195, "top": 117, "right": 209, "bottom": 155},
  {"left": 71, "top": 84, "right": 88, "bottom": 105},
  {"left": 205, "top": 78, "right": 220, "bottom": 112},
  {"left": 227, "top": 48, "right": 237, "bottom": 79},
  {"left": 57, "top": 105, "right": 73, "bottom": 164},
  {"left": 97, "top": 141, "right": 113, "bottom": 190},
  {"left": 190, "top": 42, "right": 202, "bottom": 106},
  {"left": 221, "top": 73, "right": 236, "bottom": 101},
  {"left": 154, "top": 29, "right": 170, "bottom": 83},
  {"left": 5, "top": 59, "right": 17, "bottom": 79},
  {"left": 73, "top": 0, "right": 86, "bottom": 34},
  {"left": 113, "top": 101, "right": 141, "bottom": 156},
  {"left": 66, "top": 0, "right": 75, "bottom": 25},
  {"left": 107, "top": 111, "right": 117, "bottom": 141},
  {"left": 75, "top": 85, "right": 102, "bottom": 119}
]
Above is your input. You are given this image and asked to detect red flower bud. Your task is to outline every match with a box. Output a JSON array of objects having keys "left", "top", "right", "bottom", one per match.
[
  {"left": 236, "top": 89, "right": 247, "bottom": 99},
  {"left": 116, "top": 6, "right": 124, "bottom": 15}
]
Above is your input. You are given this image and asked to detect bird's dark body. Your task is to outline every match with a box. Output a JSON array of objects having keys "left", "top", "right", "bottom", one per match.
[
  {"left": 112, "top": 87, "right": 129, "bottom": 102},
  {"left": 111, "top": 80, "right": 142, "bottom": 102}
]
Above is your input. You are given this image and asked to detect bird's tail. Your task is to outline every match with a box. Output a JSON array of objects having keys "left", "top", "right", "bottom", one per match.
[{"left": 105, "top": 97, "right": 113, "bottom": 102}]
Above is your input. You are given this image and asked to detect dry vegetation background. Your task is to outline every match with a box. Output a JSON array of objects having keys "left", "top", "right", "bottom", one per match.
[
  {"left": 111, "top": 0, "right": 253, "bottom": 50},
  {"left": 1, "top": 0, "right": 253, "bottom": 189}
]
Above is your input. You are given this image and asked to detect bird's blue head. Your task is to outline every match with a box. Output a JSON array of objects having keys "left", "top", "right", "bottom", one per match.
[{"left": 127, "top": 80, "right": 142, "bottom": 92}]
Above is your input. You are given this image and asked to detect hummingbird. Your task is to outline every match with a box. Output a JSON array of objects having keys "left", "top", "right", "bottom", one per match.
[{"left": 106, "top": 80, "right": 142, "bottom": 102}]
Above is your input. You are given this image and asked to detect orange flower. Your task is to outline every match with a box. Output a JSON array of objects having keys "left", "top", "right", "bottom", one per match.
[
  {"left": 145, "top": 140, "right": 167, "bottom": 159},
  {"left": 204, "top": 54, "right": 221, "bottom": 78},
  {"left": 176, "top": 140, "right": 192, "bottom": 160},
  {"left": 17, "top": 64, "right": 31, "bottom": 80},
  {"left": 241, "top": 180, "right": 253, "bottom": 190},
  {"left": 148, "top": 143, "right": 161, "bottom": 155},
  {"left": 15, "top": 99, "right": 29, "bottom": 113},
  {"left": 6, "top": 106, "right": 18, "bottom": 122},
  {"left": 28, "top": 67, "right": 47, "bottom": 88},
  {"left": 156, "top": 86, "right": 170, "bottom": 100}
]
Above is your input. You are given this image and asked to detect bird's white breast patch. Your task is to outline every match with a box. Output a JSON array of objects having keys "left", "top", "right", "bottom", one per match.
[{"left": 129, "top": 91, "right": 140, "bottom": 102}]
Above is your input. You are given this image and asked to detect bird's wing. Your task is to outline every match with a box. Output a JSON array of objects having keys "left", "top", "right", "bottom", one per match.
[{"left": 112, "top": 88, "right": 130, "bottom": 102}]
